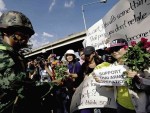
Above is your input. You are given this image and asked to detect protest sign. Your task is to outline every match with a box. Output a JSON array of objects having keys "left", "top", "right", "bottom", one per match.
[
  {"left": 85, "top": 19, "right": 108, "bottom": 49},
  {"left": 94, "top": 65, "right": 127, "bottom": 86},
  {"left": 84, "top": 0, "right": 150, "bottom": 49},
  {"left": 70, "top": 76, "right": 116, "bottom": 113}
]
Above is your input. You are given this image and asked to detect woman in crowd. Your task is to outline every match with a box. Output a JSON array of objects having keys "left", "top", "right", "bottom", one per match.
[
  {"left": 48, "top": 49, "right": 81, "bottom": 113},
  {"left": 80, "top": 46, "right": 104, "bottom": 79},
  {"left": 95, "top": 38, "right": 150, "bottom": 113},
  {"left": 78, "top": 48, "right": 85, "bottom": 65},
  {"left": 64, "top": 49, "right": 82, "bottom": 92},
  {"left": 77, "top": 46, "right": 116, "bottom": 113}
]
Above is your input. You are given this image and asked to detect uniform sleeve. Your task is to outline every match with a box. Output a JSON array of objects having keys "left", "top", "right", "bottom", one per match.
[
  {"left": 0, "top": 50, "right": 15, "bottom": 71},
  {"left": 0, "top": 50, "right": 51, "bottom": 98},
  {"left": 0, "top": 50, "right": 32, "bottom": 90},
  {"left": 0, "top": 50, "right": 17, "bottom": 89}
]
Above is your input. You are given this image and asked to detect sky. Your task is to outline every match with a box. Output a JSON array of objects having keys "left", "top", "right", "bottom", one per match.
[{"left": 0, "top": 0, "right": 119, "bottom": 49}]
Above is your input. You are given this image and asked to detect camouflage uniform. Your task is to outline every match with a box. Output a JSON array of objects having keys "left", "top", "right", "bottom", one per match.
[{"left": 0, "top": 11, "right": 51, "bottom": 113}]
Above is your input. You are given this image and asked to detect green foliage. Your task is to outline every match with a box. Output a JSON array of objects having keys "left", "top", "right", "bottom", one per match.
[
  {"left": 55, "top": 65, "right": 68, "bottom": 79},
  {"left": 123, "top": 37, "right": 150, "bottom": 72},
  {"left": 123, "top": 37, "right": 150, "bottom": 87}
]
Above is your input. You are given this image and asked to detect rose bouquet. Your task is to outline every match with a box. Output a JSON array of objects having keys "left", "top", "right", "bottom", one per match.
[
  {"left": 123, "top": 37, "right": 150, "bottom": 86},
  {"left": 123, "top": 37, "right": 150, "bottom": 72}
]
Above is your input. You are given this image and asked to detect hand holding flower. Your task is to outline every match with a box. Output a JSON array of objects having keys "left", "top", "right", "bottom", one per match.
[
  {"left": 126, "top": 70, "right": 138, "bottom": 78},
  {"left": 69, "top": 73, "right": 78, "bottom": 78},
  {"left": 123, "top": 37, "right": 150, "bottom": 72}
]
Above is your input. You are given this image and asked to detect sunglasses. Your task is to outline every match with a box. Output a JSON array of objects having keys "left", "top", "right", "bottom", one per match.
[{"left": 109, "top": 46, "right": 123, "bottom": 53}]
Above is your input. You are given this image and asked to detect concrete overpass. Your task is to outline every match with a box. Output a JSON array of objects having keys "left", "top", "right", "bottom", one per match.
[{"left": 24, "top": 30, "right": 86, "bottom": 60}]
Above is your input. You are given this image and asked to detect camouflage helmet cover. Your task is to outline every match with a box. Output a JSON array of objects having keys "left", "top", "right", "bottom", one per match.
[{"left": 0, "top": 11, "right": 35, "bottom": 36}]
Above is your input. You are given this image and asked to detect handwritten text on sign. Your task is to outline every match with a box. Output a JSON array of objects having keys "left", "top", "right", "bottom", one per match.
[
  {"left": 70, "top": 76, "right": 117, "bottom": 113},
  {"left": 85, "top": 0, "right": 150, "bottom": 49},
  {"left": 94, "top": 65, "right": 127, "bottom": 86}
]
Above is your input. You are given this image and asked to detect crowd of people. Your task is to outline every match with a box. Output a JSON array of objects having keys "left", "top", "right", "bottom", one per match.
[
  {"left": 25, "top": 45, "right": 116, "bottom": 113},
  {"left": 0, "top": 10, "right": 150, "bottom": 113}
]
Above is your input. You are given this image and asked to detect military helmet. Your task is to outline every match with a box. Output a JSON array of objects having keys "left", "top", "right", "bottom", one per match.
[{"left": 0, "top": 11, "right": 35, "bottom": 36}]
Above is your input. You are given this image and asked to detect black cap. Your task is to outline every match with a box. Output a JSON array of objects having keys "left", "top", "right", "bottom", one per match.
[{"left": 84, "top": 46, "right": 95, "bottom": 56}]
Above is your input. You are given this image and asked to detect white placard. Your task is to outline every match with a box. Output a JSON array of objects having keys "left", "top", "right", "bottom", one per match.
[
  {"left": 84, "top": 0, "right": 150, "bottom": 49},
  {"left": 70, "top": 76, "right": 116, "bottom": 113},
  {"left": 85, "top": 19, "right": 108, "bottom": 49},
  {"left": 94, "top": 65, "right": 127, "bottom": 86}
]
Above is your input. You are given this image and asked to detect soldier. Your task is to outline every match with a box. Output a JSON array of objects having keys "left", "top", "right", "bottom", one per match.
[{"left": 0, "top": 11, "right": 51, "bottom": 113}]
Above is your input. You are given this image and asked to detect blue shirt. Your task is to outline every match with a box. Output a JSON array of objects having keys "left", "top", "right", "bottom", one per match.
[{"left": 68, "top": 61, "right": 81, "bottom": 74}]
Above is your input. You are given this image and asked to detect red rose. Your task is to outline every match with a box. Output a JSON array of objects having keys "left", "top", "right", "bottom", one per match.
[
  {"left": 143, "top": 42, "right": 150, "bottom": 48},
  {"left": 131, "top": 41, "right": 136, "bottom": 46},
  {"left": 141, "top": 37, "right": 148, "bottom": 44},
  {"left": 123, "top": 45, "right": 128, "bottom": 50}
]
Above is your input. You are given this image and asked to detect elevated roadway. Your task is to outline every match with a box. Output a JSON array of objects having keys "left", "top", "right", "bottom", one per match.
[{"left": 24, "top": 30, "right": 86, "bottom": 59}]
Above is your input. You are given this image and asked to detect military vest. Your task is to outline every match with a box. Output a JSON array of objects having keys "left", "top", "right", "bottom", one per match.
[{"left": 0, "top": 44, "right": 26, "bottom": 113}]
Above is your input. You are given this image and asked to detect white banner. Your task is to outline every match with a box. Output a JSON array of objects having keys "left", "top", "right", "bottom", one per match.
[
  {"left": 84, "top": 0, "right": 150, "bottom": 49},
  {"left": 85, "top": 19, "right": 108, "bottom": 49},
  {"left": 70, "top": 76, "right": 116, "bottom": 113},
  {"left": 94, "top": 65, "right": 127, "bottom": 86}
]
